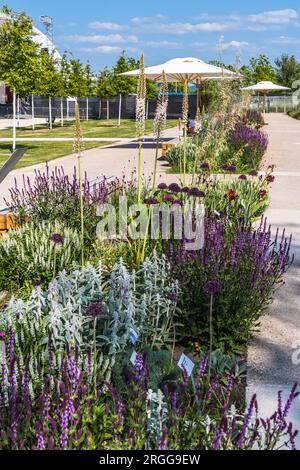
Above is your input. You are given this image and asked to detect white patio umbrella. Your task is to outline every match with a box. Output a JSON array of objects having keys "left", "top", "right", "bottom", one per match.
[
  {"left": 121, "top": 57, "right": 240, "bottom": 113},
  {"left": 242, "top": 81, "right": 290, "bottom": 113},
  {"left": 121, "top": 57, "right": 238, "bottom": 82}
]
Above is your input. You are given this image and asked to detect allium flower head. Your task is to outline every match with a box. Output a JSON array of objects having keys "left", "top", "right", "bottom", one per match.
[
  {"left": 200, "top": 162, "right": 210, "bottom": 170},
  {"left": 189, "top": 187, "right": 205, "bottom": 197},
  {"left": 173, "top": 199, "right": 183, "bottom": 206},
  {"left": 249, "top": 170, "right": 258, "bottom": 176},
  {"left": 168, "top": 183, "right": 181, "bottom": 193},
  {"left": 49, "top": 233, "right": 64, "bottom": 245},
  {"left": 164, "top": 194, "right": 174, "bottom": 203},
  {"left": 266, "top": 175, "right": 275, "bottom": 183},
  {"left": 146, "top": 197, "right": 159, "bottom": 205},
  {"left": 181, "top": 187, "right": 190, "bottom": 193},
  {"left": 239, "top": 174, "right": 247, "bottom": 180},
  {"left": 85, "top": 302, "right": 107, "bottom": 318},
  {"left": 157, "top": 183, "right": 168, "bottom": 190},
  {"left": 203, "top": 280, "right": 221, "bottom": 295},
  {"left": 165, "top": 292, "right": 178, "bottom": 303}
]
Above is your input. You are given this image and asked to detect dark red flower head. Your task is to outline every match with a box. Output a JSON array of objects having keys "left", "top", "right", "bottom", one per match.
[
  {"left": 49, "top": 233, "right": 64, "bottom": 245},
  {"left": 85, "top": 302, "right": 107, "bottom": 318}
]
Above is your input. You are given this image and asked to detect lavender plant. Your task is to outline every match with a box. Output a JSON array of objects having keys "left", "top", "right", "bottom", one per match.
[
  {"left": 0, "top": 337, "right": 298, "bottom": 450},
  {"left": 165, "top": 215, "right": 293, "bottom": 352},
  {"left": 230, "top": 122, "right": 268, "bottom": 170},
  {"left": 7, "top": 165, "right": 112, "bottom": 251}
]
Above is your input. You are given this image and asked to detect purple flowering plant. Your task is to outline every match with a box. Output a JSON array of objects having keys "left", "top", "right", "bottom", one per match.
[{"left": 0, "top": 334, "right": 297, "bottom": 450}]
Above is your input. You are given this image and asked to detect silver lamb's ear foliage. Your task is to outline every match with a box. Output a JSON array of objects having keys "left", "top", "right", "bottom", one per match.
[{"left": 0, "top": 253, "right": 180, "bottom": 374}]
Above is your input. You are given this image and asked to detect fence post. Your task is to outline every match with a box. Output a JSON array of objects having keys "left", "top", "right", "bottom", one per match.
[
  {"left": 99, "top": 99, "right": 102, "bottom": 119},
  {"left": 86, "top": 97, "right": 89, "bottom": 121},
  {"left": 107, "top": 99, "right": 109, "bottom": 120},
  {"left": 118, "top": 94, "right": 122, "bottom": 126},
  {"left": 31, "top": 94, "right": 35, "bottom": 131},
  {"left": 284, "top": 95, "right": 286, "bottom": 113},
  {"left": 61, "top": 97, "right": 64, "bottom": 127},
  {"left": 49, "top": 97, "right": 52, "bottom": 129},
  {"left": 12, "top": 88, "right": 16, "bottom": 151}
]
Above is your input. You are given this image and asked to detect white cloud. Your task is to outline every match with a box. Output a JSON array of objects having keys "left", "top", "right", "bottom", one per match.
[
  {"left": 144, "top": 40, "right": 181, "bottom": 48},
  {"left": 89, "top": 21, "right": 126, "bottom": 31},
  {"left": 65, "top": 34, "right": 138, "bottom": 44},
  {"left": 130, "top": 13, "right": 167, "bottom": 25},
  {"left": 249, "top": 9, "right": 298, "bottom": 25},
  {"left": 149, "top": 21, "right": 229, "bottom": 34},
  {"left": 82, "top": 45, "right": 138, "bottom": 54},
  {"left": 223, "top": 40, "right": 249, "bottom": 50},
  {"left": 79, "top": 45, "right": 123, "bottom": 54}
]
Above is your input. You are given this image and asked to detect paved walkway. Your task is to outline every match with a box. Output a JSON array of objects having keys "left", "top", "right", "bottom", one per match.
[
  {"left": 247, "top": 113, "right": 300, "bottom": 445},
  {"left": 0, "top": 126, "right": 180, "bottom": 206}
]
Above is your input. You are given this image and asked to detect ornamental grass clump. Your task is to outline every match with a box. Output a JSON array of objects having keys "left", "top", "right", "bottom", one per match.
[
  {"left": 0, "top": 335, "right": 298, "bottom": 450},
  {"left": 165, "top": 215, "right": 293, "bottom": 352}
]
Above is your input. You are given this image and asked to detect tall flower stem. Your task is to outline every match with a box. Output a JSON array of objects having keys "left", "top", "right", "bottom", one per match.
[
  {"left": 136, "top": 53, "right": 146, "bottom": 204},
  {"left": 182, "top": 80, "right": 188, "bottom": 186},
  {"left": 74, "top": 103, "right": 85, "bottom": 267},
  {"left": 152, "top": 71, "right": 168, "bottom": 192},
  {"left": 208, "top": 294, "right": 213, "bottom": 385}
]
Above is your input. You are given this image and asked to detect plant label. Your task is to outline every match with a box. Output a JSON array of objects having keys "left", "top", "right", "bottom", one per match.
[
  {"left": 178, "top": 353, "right": 195, "bottom": 377},
  {"left": 130, "top": 327, "right": 138, "bottom": 345},
  {"left": 130, "top": 350, "right": 138, "bottom": 366}
]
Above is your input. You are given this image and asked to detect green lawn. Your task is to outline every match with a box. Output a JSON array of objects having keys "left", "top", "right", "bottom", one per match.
[{"left": 0, "top": 119, "right": 177, "bottom": 170}]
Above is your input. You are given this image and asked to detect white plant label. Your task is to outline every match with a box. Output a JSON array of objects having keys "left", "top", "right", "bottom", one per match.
[
  {"left": 130, "top": 350, "right": 138, "bottom": 366},
  {"left": 130, "top": 328, "right": 138, "bottom": 345},
  {"left": 178, "top": 353, "right": 195, "bottom": 377}
]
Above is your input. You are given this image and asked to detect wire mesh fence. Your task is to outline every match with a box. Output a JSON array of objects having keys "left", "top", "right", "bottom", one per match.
[{"left": 0, "top": 94, "right": 299, "bottom": 121}]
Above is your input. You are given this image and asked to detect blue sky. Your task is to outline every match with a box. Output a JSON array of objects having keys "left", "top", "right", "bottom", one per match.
[{"left": 2, "top": 0, "right": 300, "bottom": 71}]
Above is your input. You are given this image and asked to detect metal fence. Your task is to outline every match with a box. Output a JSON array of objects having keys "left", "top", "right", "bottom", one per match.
[
  {"left": 0, "top": 94, "right": 198, "bottom": 121},
  {"left": 249, "top": 95, "right": 300, "bottom": 113},
  {"left": 1, "top": 94, "right": 299, "bottom": 121}
]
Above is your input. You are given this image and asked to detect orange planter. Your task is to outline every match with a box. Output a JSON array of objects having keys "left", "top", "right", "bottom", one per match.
[
  {"left": 0, "top": 214, "right": 16, "bottom": 237},
  {"left": 162, "top": 143, "right": 174, "bottom": 159}
]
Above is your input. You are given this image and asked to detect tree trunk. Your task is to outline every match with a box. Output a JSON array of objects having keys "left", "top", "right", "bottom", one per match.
[
  {"left": 49, "top": 97, "right": 52, "bottom": 129},
  {"left": 60, "top": 97, "right": 63, "bottom": 126},
  {"left": 31, "top": 94, "right": 35, "bottom": 131},
  {"left": 12, "top": 88, "right": 17, "bottom": 151},
  {"left": 118, "top": 94, "right": 122, "bottom": 127}
]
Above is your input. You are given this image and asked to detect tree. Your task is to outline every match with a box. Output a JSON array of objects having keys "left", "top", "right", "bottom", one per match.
[
  {"left": 242, "top": 54, "right": 276, "bottom": 84},
  {"left": 275, "top": 54, "right": 300, "bottom": 87},
  {"left": 113, "top": 52, "right": 138, "bottom": 96},
  {"left": 82, "top": 62, "right": 95, "bottom": 120},
  {"left": 67, "top": 57, "right": 87, "bottom": 98},
  {"left": 0, "top": 7, "right": 39, "bottom": 148},
  {"left": 37, "top": 50, "right": 63, "bottom": 129}
]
